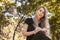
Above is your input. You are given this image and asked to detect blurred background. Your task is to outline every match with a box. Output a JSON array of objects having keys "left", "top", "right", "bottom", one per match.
[{"left": 0, "top": 0, "right": 60, "bottom": 40}]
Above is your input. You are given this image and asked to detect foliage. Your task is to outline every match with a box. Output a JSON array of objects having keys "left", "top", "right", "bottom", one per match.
[{"left": 0, "top": 0, "right": 60, "bottom": 40}]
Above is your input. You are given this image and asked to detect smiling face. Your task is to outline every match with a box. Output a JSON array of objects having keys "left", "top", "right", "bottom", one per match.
[{"left": 36, "top": 7, "right": 46, "bottom": 20}]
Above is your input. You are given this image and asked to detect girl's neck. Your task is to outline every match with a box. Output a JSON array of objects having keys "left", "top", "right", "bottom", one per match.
[{"left": 35, "top": 15, "right": 41, "bottom": 24}]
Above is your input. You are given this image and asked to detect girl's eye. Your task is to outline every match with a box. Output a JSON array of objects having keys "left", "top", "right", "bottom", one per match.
[
  {"left": 40, "top": 10, "right": 42, "bottom": 11},
  {"left": 40, "top": 10, "right": 45, "bottom": 13}
]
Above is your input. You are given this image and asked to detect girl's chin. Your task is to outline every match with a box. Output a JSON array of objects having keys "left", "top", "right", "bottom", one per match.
[{"left": 38, "top": 17, "right": 42, "bottom": 20}]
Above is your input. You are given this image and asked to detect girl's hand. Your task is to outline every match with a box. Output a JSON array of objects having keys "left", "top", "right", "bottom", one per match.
[
  {"left": 42, "top": 28, "right": 47, "bottom": 33},
  {"left": 34, "top": 27, "right": 41, "bottom": 34}
]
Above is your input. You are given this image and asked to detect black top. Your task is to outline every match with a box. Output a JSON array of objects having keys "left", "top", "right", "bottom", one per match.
[{"left": 24, "top": 18, "right": 42, "bottom": 40}]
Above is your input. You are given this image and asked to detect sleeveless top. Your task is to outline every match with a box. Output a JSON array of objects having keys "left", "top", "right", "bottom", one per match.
[{"left": 24, "top": 18, "right": 43, "bottom": 40}]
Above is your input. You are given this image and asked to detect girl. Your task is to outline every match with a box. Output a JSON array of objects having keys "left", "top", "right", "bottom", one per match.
[{"left": 22, "top": 6, "right": 51, "bottom": 40}]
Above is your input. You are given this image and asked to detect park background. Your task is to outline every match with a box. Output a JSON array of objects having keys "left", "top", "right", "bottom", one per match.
[{"left": 0, "top": 0, "right": 60, "bottom": 40}]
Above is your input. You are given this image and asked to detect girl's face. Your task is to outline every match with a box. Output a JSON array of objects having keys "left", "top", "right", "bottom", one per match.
[{"left": 36, "top": 7, "right": 45, "bottom": 20}]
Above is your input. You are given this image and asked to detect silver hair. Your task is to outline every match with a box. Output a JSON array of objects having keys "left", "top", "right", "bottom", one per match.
[{"left": 41, "top": 6, "right": 51, "bottom": 38}]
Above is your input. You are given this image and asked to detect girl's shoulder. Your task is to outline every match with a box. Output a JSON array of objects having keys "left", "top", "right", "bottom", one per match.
[{"left": 24, "top": 18, "right": 34, "bottom": 25}]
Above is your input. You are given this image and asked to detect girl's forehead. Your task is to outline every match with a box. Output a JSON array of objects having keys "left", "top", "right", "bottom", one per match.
[
  {"left": 39, "top": 8, "right": 45, "bottom": 12},
  {"left": 39, "top": 8, "right": 45, "bottom": 10}
]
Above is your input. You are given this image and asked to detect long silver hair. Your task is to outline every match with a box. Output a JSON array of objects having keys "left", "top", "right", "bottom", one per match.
[
  {"left": 41, "top": 6, "right": 51, "bottom": 38},
  {"left": 43, "top": 6, "right": 51, "bottom": 37}
]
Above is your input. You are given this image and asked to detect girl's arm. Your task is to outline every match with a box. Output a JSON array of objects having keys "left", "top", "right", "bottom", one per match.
[
  {"left": 22, "top": 23, "right": 41, "bottom": 36},
  {"left": 22, "top": 23, "right": 35, "bottom": 36}
]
